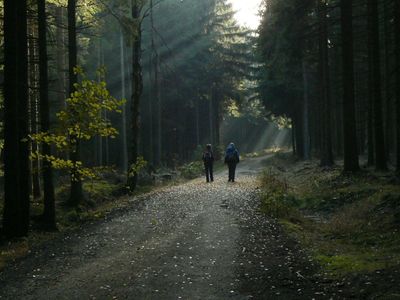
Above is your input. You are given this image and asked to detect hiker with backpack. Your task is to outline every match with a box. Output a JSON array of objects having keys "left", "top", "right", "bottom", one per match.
[
  {"left": 224, "top": 142, "right": 240, "bottom": 182},
  {"left": 202, "top": 144, "right": 214, "bottom": 182}
]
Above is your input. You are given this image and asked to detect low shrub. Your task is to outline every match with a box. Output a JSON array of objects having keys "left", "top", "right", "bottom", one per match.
[
  {"left": 179, "top": 161, "right": 204, "bottom": 179},
  {"left": 260, "top": 171, "right": 299, "bottom": 218}
]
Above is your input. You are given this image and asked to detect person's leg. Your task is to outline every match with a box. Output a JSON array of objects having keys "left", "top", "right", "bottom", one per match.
[
  {"left": 228, "top": 163, "right": 233, "bottom": 181},
  {"left": 210, "top": 163, "right": 214, "bottom": 182},
  {"left": 232, "top": 164, "right": 236, "bottom": 182},
  {"left": 205, "top": 164, "right": 210, "bottom": 182}
]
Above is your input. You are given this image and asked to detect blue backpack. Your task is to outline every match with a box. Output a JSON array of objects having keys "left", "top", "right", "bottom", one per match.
[{"left": 226, "top": 151, "right": 236, "bottom": 162}]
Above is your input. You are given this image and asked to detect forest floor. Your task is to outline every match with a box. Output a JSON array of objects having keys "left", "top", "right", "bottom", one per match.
[{"left": 0, "top": 154, "right": 399, "bottom": 299}]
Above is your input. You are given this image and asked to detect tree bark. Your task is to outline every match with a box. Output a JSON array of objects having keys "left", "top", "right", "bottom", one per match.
[
  {"left": 155, "top": 50, "right": 162, "bottom": 167},
  {"left": 213, "top": 86, "right": 221, "bottom": 147},
  {"left": 195, "top": 94, "right": 200, "bottom": 146},
  {"left": 128, "top": 0, "right": 143, "bottom": 190},
  {"left": 292, "top": 107, "right": 304, "bottom": 159},
  {"left": 68, "top": 0, "right": 83, "bottom": 205},
  {"left": 209, "top": 87, "right": 214, "bottom": 145},
  {"left": 28, "top": 22, "right": 42, "bottom": 200},
  {"left": 340, "top": 0, "right": 359, "bottom": 172},
  {"left": 302, "top": 60, "right": 310, "bottom": 160},
  {"left": 120, "top": 27, "right": 129, "bottom": 173},
  {"left": 291, "top": 120, "right": 297, "bottom": 155},
  {"left": 150, "top": 0, "right": 162, "bottom": 167},
  {"left": 383, "top": 0, "right": 392, "bottom": 159},
  {"left": 97, "top": 38, "right": 103, "bottom": 166},
  {"left": 395, "top": 0, "right": 400, "bottom": 172},
  {"left": 368, "top": 0, "right": 387, "bottom": 170},
  {"left": 318, "top": 0, "right": 334, "bottom": 167},
  {"left": 55, "top": 6, "right": 66, "bottom": 108},
  {"left": 3, "top": 0, "right": 30, "bottom": 237},
  {"left": 38, "top": 0, "right": 57, "bottom": 229}
]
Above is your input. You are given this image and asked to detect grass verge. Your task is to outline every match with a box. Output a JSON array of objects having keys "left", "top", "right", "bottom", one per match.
[{"left": 259, "top": 153, "right": 400, "bottom": 296}]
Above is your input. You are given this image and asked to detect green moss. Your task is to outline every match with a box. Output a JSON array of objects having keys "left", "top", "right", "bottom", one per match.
[{"left": 316, "top": 253, "right": 388, "bottom": 276}]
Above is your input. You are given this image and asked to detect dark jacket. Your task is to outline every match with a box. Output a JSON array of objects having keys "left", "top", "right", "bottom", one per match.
[{"left": 202, "top": 150, "right": 214, "bottom": 164}]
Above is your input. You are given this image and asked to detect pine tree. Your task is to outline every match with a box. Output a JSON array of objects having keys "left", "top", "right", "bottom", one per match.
[
  {"left": 340, "top": 0, "right": 359, "bottom": 172},
  {"left": 38, "top": 0, "right": 56, "bottom": 228},
  {"left": 68, "top": 0, "right": 84, "bottom": 204},
  {"left": 3, "top": 0, "right": 30, "bottom": 237}
]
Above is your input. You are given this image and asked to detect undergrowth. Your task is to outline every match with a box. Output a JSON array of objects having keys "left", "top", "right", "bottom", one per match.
[
  {"left": 259, "top": 156, "right": 400, "bottom": 281},
  {"left": 179, "top": 160, "right": 224, "bottom": 179},
  {"left": 260, "top": 170, "right": 299, "bottom": 219},
  {"left": 180, "top": 161, "right": 204, "bottom": 179}
]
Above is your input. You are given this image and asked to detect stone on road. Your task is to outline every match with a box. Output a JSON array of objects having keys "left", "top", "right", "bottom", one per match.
[{"left": 0, "top": 157, "right": 334, "bottom": 299}]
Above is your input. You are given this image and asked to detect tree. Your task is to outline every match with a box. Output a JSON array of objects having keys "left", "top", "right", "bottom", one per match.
[
  {"left": 38, "top": 0, "right": 56, "bottom": 229},
  {"left": 127, "top": 0, "right": 144, "bottom": 191},
  {"left": 68, "top": 0, "right": 84, "bottom": 204},
  {"left": 258, "top": 0, "right": 313, "bottom": 159},
  {"left": 31, "top": 68, "right": 125, "bottom": 183},
  {"left": 318, "top": 0, "right": 334, "bottom": 167},
  {"left": 340, "top": 0, "right": 359, "bottom": 172},
  {"left": 395, "top": 0, "right": 400, "bottom": 172},
  {"left": 2, "top": 0, "right": 30, "bottom": 237},
  {"left": 368, "top": 0, "right": 386, "bottom": 170}
]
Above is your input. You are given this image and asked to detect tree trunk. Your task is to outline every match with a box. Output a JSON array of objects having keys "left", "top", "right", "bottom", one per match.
[
  {"left": 195, "top": 94, "right": 200, "bottom": 146},
  {"left": 368, "top": 0, "right": 387, "bottom": 170},
  {"left": 147, "top": 30, "right": 154, "bottom": 166},
  {"left": 97, "top": 38, "right": 103, "bottom": 166},
  {"left": 383, "top": 0, "right": 392, "bottom": 159},
  {"left": 302, "top": 60, "right": 310, "bottom": 160},
  {"left": 291, "top": 120, "right": 297, "bottom": 155},
  {"left": 128, "top": 0, "right": 143, "bottom": 190},
  {"left": 209, "top": 87, "right": 214, "bottom": 145},
  {"left": 151, "top": 0, "right": 162, "bottom": 167},
  {"left": 156, "top": 53, "right": 162, "bottom": 166},
  {"left": 3, "top": 0, "right": 30, "bottom": 237},
  {"left": 395, "top": 0, "right": 400, "bottom": 172},
  {"left": 213, "top": 86, "right": 221, "bottom": 147},
  {"left": 120, "top": 27, "right": 129, "bottom": 173},
  {"left": 28, "top": 23, "right": 42, "bottom": 199},
  {"left": 292, "top": 108, "right": 304, "bottom": 159},
  {"left": 333, "top": 45, "right": 343, "bottom": 157},
  {"left": 104, "top": 109, "right": 109, "bottom": 165},
  {"left": 68, "top": 0, "right": 83, "bottom": 205},
  {"left": 367, "top": 85, "right": 375, "bottom": 165},
  {"left": 340, "top": 0, "right": 359, "bottom": 172},
  {"left": 38, "top": 0, "right": 56, "bottom": 229},
  {"left": 318, "top": 0, "right": 334, "bottom": 167},
  {"left": 55, "top": 6, "right": 66, "bottom": 108}
]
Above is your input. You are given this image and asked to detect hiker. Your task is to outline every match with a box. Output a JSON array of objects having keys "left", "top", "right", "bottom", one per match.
[
  {"left": 224, "top": 142, "right": 239, "bottom": 182},
  {"left": 202, "top": 144, "right": 214, "bottom": 182}
]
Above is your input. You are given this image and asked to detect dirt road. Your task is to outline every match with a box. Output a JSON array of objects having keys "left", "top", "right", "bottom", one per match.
[{"left": 0, "top": 156, "right": 336, "bottom": 299}]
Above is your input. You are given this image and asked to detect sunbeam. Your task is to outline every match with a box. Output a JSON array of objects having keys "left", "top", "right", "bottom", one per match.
[{"left": 228, "top": 0, "right": 262, "bottom": 29}]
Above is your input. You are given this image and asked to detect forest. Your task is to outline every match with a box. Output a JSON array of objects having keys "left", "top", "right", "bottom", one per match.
[
  {"left": 0, "top": 0, "right": 400, "bottom": 298},
  {"left": 0, "top": 0, "right": 266, "bottom": 236}
]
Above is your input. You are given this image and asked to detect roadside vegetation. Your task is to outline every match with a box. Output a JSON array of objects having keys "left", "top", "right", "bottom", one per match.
[
  {"left": 0, "top": 162, "right": 205, "bottom": 270},
  {"left": 259, "top": 152, "right": 400, "bottom": 297}
]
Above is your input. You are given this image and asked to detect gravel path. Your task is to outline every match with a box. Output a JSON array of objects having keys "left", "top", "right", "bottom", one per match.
[{"left": 0, "top": 157, "right": 337, "bottom": 299}]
